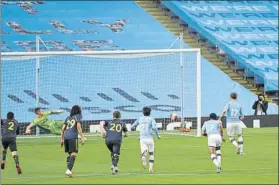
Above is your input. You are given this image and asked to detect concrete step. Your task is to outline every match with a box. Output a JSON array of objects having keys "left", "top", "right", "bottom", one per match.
[
  {"left": 203, "top": 54, "right": 218, "bottom": 60},
  {"left": 226, "top": 72, "right": 239, "bottom": 77},
  {"left": 168, "top": 27, "right": 184, "bottom": 32},
  {"left": 172, "top": 31, "right": 183, "bottom": 36},
  {"left": 184, "top": 39, "right": 197, "bottom": 44},
  {"left": 187, "top": 43, "right": 203, "bottom": 48},
  {"left": 207, "top": 57, "right": 222, "bottom": 63},
  {"left": 137, "top": 4, "right": 156, "bottom": 8},
  {"left": 162, "top": 23, "right": 181, "bottom": 27},
  {"left": 158, "top": 19, "right": 178, "bottom": 24},
  {"left": 145, "top": 7, "right": 161, "bottom": 12},
  {"left": 153, "top": 15, "right": 169, "bottom": 20},
  {"left": 136, "top": 1, "right": 156, "bottom": 6},
  {"left": 231, "top": 76, "right": 244, "bottom": 80},
  {"left": 223, "top": 69, "right": 235, "bottom": 73},
  {"left": 148, "top": 11, "right": 166, "bottom": 16},
  {"left": 216, "top": 65, "right": 229, "bottom": 69},
  {"left": 239, "top": 80, "right": 249, "bottom": 85}
]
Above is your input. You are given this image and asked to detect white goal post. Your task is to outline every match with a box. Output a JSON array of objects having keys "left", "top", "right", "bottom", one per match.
[{"left": 1, "top": 48, "right": 202, "bottom": 137}]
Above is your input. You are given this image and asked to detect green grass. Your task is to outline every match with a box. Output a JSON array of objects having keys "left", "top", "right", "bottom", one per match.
[{"left": 2, "top": 128, "right": 278, "bottom": 184}]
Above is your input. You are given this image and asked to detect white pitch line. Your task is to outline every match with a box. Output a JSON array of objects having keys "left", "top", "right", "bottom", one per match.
[{"left": 4, "top": 167, "right": 275, "bottom": 180}]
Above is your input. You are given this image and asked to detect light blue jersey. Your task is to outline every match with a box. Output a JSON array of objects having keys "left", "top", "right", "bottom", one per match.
[
  {"left": 202, "top": 120, "right": 221, "bottom": 136},
  {"left": 131, "top": 116, "right": 160, "bottom": 139},
  {"left": 225, "top": 100, "right": 243, "bottom": 123}
]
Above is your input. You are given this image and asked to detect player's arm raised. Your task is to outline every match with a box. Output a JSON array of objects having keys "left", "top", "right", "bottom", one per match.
[
  {"left": 77, "top": 122, "right": 85, "bottom": 144},
  {"left": 219, "top": 103, "right": 228, "bottom": 121}
]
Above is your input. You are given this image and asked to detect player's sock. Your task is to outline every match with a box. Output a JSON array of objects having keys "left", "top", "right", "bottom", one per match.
[
  {"left": 229, "top": 137, "right": 238, "bottom": 148},
  {"left": 149, "top": 152, "right": 154, "bottom": 171},
  {"left": 141, "top": 150, "right": 147, "bottom": 168},
  {"left": 238, "top": 135, "right": 244, "bottom": 153},
  {"left": 13, "top": 155, "right": 19, "bottom": 165},
  {"left": 1, "top": 150, "right": 7, "bottom": 169},
  {"left": 112, "top": 154, "right": 119, "bottom": 167},
  {"left": 67, "top": 155, "right": 76, "bottom": 171},
  {"left": 2, "top": 150, "right": 7, "bottom": 161},
  {"left": 216, "top": 150, "right": 222, "bottom": 166},
  {"left": 66, "top": 156, "right": 71, "bottom": 169},
  {"left": 210, "top": 154, "right": 219, "bottom": 167}
]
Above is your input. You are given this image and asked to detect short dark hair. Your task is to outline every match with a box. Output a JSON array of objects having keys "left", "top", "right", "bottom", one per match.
[
  {"left": 113, "top": 111, "right": 121, "bottom": 119},
  {"left": 70, "top": 105, "right": 82, "bottom": 117},
  {"left": 143, "top": 107, "right": 151, "bottom": 116},
  {"left": 7, "top": 112, "right": 14, "bottom": 120},
  {"left": 209, "top": 113, "right": 217, "bottom": 120},
  {"left": 230, "top": 92, "right": 237, "bottom": 100},
  {"left": 34, "top": 107, "right": 41, "bottom": 114},
  {"left": 258, "top": 93, "right": 264, "bottom": 97}
]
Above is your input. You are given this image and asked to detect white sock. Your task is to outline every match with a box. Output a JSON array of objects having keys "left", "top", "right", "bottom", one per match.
[
  {"left": 142, "top": 155, "right": 147, "bottom": 166},
  {"left": 230, "top": 137, "right": 238, "bottom": 148},
  {"left": 149, "top": 154, "right": 154, "bottom": 170},
  {"left": 210, "top": 154, "right": 219, "bottom": 167},
  {"left": 216, "top": 150, "right": 222, "bottom": 166}
]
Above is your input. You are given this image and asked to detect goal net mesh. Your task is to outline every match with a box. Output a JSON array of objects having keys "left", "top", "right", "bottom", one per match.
[{"left": 1, "top": 50, "right": 201, "bottom": 137}]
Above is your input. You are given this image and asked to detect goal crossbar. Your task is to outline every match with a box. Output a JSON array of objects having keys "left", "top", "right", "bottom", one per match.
[{"left": 1, "top": 48, "right": 200, "bottom": 57}]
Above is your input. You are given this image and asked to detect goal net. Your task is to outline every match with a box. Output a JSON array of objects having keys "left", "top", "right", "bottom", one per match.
[{"left": 1, "top": 49, "right": 201, "bottom": 137}]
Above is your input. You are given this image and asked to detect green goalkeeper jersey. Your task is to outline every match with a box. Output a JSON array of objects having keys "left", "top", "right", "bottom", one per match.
[{"left": 32, "top": 111, "right": 64, "bottom": 135}]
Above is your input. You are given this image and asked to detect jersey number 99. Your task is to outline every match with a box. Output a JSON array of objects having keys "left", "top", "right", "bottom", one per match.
[{"left": 109, "top": 124, "right": 122, "bottom": 132}]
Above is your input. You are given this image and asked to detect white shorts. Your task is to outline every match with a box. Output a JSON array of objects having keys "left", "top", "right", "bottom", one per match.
[
  {"left": 140, "top": 139, "right": 154, "bottom": 154},
  {"left": 226, "top": 122, "right": 243, "bottom": 137},
  {"left": 207, "top": 134, "right": 222, "bottom": 148}
]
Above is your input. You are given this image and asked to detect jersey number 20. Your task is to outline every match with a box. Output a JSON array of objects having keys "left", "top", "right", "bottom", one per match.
[{"left": 109, "top": 124, "right": 122, "bottom": 132}]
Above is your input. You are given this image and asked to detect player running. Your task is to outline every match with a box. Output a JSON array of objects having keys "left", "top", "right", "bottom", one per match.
[
  {"left": 1, "top": 112, "right": 22, "bottom": 174},
  {"left": 61, "top": 105, "right": 85, "bottom": 178},
  {"left": 100, "top": 111, "right": 128, "bottom": 175},
  {"left": 220, "top": 92, "right": 245, "bottom": 155},
  {"left": 202, "top": 113, "right": 225, "bottom": 173},
  {"left": 131, "top": 107, "right": 160, "bottom": 173},
  {"left": 25, "top": 107, "right": 64, "bottom": 135}
]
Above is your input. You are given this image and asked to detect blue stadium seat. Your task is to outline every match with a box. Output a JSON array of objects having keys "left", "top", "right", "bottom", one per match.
[{"left": 162, "top": 1, "right": 278, "bottom": 92}]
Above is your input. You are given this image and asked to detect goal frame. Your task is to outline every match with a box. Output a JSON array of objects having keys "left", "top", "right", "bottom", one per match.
[{"left": 1, "top": 48, "right": 202, "bottom": 137}]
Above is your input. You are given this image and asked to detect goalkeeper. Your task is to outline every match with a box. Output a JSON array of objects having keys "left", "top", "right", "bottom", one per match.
[{"left": 25, "top": 107, "right": 64, "bottom": 135}]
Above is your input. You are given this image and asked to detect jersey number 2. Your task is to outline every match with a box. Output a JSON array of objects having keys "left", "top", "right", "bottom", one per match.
[
  {"left": 8, "top": 122, "right": 14, "bottom": 131},
  {"left": 109, "top": 124, "right": 122, "bottom": 132}
]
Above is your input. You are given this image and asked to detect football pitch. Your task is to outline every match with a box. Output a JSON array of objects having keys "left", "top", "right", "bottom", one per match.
[{"left": 1, "top": 128, "right": 278, "bottom": 184}]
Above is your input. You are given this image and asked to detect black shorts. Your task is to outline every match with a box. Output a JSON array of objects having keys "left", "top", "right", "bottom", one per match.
[
  {"left": 2, "top": 138, "right": 17, "bottom": 152},
  {"left": 64, "top": 138, "right": 78, "bottom": 153},
  {"left": 105, "top": 140, "right": 121, "bottom": 155}
]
